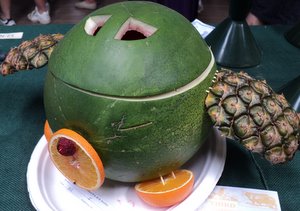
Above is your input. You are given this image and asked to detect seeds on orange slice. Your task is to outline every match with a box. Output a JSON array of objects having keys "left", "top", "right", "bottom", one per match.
[
  {"left": 48, "top": 129, "right": 105, "bottom": 190},
  {"left": 135, "top": 169, "right": 194, "bottom": 207},
  {"left": 44, "top": 120, "right": 53, "bottom": 142}
]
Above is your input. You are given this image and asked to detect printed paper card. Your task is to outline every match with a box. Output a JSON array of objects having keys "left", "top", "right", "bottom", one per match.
[
  {"left": 199, "top": 185, "right": 281, "bottom": 211},
  {"left": 0, "top": 32, "right": 23, "bottom": 39}
]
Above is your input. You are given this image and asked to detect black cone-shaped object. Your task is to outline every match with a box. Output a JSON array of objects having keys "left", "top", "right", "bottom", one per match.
[
  {"left": 278, "top": 75, "right": 300, "bottom": 112},
  {"left": 205, "top": 0, "right": 261, "bottom": 68},
  {"left": 285, "top": 22, "right": 300, "bottom": 48}
]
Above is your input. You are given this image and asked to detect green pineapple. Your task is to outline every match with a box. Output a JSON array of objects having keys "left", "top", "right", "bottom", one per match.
[
  {"left": 205, "top": 69, "right": 300, "bottom": 164},
  {"left": 0, "top": 34, "right": 63, "bottom": 76}
]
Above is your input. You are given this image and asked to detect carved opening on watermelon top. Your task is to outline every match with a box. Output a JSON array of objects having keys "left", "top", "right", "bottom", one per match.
[
  {"left": 114, "top": 18, "right": 157, "bottom": 40},
  {"left": 84, "top": 15, "right": 111, "bottom": 36}
]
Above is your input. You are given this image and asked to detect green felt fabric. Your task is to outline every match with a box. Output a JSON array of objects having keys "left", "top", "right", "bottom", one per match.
[
  {"left": 0, "top": 23, "right": 299, "bottom": 211},
  {"left": 0, "top": 24, "right": 72, "bottom": 211}
]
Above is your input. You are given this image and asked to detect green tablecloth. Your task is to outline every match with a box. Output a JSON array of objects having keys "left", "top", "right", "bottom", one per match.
[{"left": 0, "top": 24, "right": 299, "bottom": 211}]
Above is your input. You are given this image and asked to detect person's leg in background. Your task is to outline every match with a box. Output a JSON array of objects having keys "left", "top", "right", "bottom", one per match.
[
  {"left": 75, "top": 0, "right": 97, "bottom": 10},
  {"left": 27, "top": 0, "right": 51, "bottom": 24},
  {"left": 247, "top": 0, "right": 300, "bottom": 25},
  {"left": 0, "top": 0, "right": 15, "bottom": 26},
  {"left": 145, "top": 0, "right": 199, "bottom": 21}
]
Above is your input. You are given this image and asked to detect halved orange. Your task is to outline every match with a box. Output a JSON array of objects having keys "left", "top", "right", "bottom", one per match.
[
  {"left": 44, "top": 120, "right": 53, "bottom": 142},
  {"left": 48, "top": 129, "right": 105, "bottom": 190},
  {"left": 135, "top": 169, "right": 194, "bottom": 207}
]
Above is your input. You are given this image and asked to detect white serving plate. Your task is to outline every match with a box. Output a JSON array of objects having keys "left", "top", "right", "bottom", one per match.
[{"left": 27, "top": 129, "right": 226, "bottom": 211}]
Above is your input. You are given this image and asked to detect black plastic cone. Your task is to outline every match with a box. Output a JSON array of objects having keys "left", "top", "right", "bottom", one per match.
[
  {"left": 205, "top": 0, "right": 261, "bottom": 68},
  {"left": 285, "top": 22, "right": 300, "bottom": 48}
]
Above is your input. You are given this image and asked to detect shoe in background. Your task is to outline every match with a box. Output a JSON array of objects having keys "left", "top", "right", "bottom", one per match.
[
  {"left": 27, "top": 3, "right": 51, "bottom": 24},
  {"left": 0, "top": 18, "right": 16, "bottom": 26}
]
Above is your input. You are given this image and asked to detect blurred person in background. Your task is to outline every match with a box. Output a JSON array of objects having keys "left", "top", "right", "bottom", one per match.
[
  {"left": 27, "top": 0, "right": 51, "bottom": 24},
  {"left": 0, "top": 0, "right": 15, "bottom": 26},
  {"left": 75, "top": 0, "right": 97, "bottom": 10},
  {"left": 143, "top": 0, "right": 199, "bottom": 21},
  {"left": 247, "top": 0, "right": 300, "bottom": 25}
]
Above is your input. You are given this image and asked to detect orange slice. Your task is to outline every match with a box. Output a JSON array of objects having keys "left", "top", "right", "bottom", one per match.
[
  {"left": 44, "top": 120, "right": 53, "bottom": 142},
  {"left": 48, "top": 129, "right": 105, "bottom": 190},
  {"left": 135, "top": 169, "right": 194, "bottom": 207}
]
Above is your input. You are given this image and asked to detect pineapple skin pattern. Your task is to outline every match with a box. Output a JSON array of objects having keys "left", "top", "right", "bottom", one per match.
[
  {"left": 0, "top": 34, "right": 63, "bottom": 76},
  {"left": 205, "top": 69, "right": 300, "bottom": 164}
]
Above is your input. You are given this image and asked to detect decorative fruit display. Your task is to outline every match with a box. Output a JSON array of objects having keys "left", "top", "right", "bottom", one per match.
[
  {"left": 205, "top": 69, "right": 300, "bottom": 164},
  {"left": 44, "top": 1, "right": 216, "bottom": 183},
  {"left": 1, "top": 1, "right": 300, "bottom": 206}
]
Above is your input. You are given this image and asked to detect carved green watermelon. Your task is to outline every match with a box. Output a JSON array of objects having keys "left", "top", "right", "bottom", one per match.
[{"left": 44, "top": 1, "right": 216, "bottom": 182}]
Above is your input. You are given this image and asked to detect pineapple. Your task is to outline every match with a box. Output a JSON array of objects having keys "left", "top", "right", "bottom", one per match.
[
  {"left": 0, "top": 34, "right": 63, "bottom": 76},
  {"left": 205, "top": 69, "right": 300, "bottom": 164}
]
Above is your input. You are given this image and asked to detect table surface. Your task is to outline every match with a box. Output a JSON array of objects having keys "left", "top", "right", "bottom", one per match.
[{"left": 0, "top": 23, "right": 300, "bottom": 211}]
